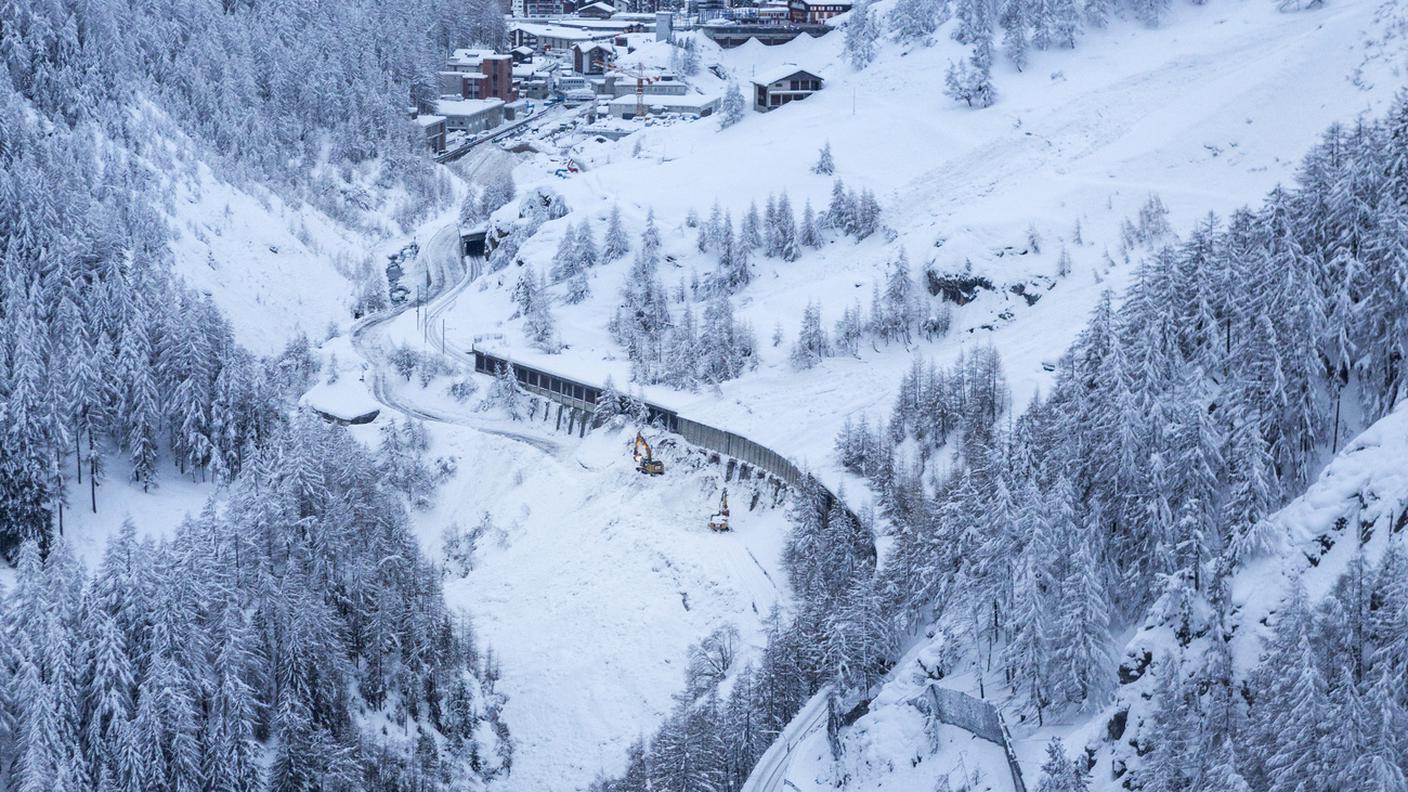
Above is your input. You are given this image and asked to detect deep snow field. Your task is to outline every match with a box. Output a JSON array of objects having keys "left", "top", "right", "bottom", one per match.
[{"left": 52, "top": 0, "right": 1408, "bottom": 790}]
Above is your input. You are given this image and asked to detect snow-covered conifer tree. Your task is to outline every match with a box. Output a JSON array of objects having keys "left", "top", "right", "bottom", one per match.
[
  {"left": 480, "top": 170, "right": 516, "bottom": 219},
  {"left": 511, "top": 267, "right": 537, "bottom": 318},
  {"left": 845, "top": 0, "right": 881, "bottom": 68},
  {"left": 522, "top": 271, "right": 558, "bottom": 352},
  {"left": 1001, "top": 0, "right": 1029, "bottom": 70},
  {"left": 826, "top": 179, "right": 853, "bottom": 232},
  {"left": 732, "top": 203, "right": 755, "bottom": 253},
  {"left": 1050, "top": 0, "right": 1078, "bottom": 47},
  {"left": 642, "top": 208, "right": 661, "bottom": 253},
  {"left": 719, "top": 81, "right": 746, "bottom": 129},
  {"left": 578, "top": 219, "right": 599, "bottom": 269},
  {"left": 550, "top": 222, "right": 583, "bottom": 282},
  {"left": 800, "top": 201, "right": 822, "bottom": 248},
  {"left": 565, "top": 269, "right": 590, "bottom": 304},
  {"left": 119, "top": 319, "right": 160, "bottom": 493},
  {"left": 1134, "top": 0, "right": 1169, "bottom": 27},
  {"left": 790, "top": 303, "right": 830, "bottom": 369},
  {"left": 890, "top": 0, "right": 947, "bottom": 42},
  {"left": 776, "top": 193, "right": 799, "bottom": 261},
  {"left": 1083, "top": 0, "right": 1111, "bottom": 27},
  {"left": 855, "top": 189, "right": 883, "bottom": 238},
  {"left": 833, "top": 303, "right": 865, "bottom": 356},
  {"left": 603, "top": 204, "right": 629, "bottom": 261}
]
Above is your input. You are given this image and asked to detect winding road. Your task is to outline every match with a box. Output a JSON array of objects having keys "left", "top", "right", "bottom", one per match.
[{"left": 350, "top": 264, "right": 561, "bottom": 457}]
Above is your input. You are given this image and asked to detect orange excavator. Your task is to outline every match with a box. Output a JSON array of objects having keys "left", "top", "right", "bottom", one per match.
[
  {"left": 633, "top": 431, "right": 664, "bottom": 475},
  {"left": 708, "top": 488, "right": 730, "bottom": 532}
]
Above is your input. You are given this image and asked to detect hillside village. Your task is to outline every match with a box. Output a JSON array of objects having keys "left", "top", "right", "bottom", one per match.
[{"left": 412, "top": 2, "right": 839, "bottom": 157}]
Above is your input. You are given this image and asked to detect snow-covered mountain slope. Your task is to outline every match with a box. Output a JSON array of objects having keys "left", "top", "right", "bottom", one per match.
[
  {"left": 762, "top": 401, "right": 1408, "bottom": 792},
  {"left": 334, "top": 278, "right": 796, "bottom": 789},
  {"left": 60, "top": 2, "right": 1404, "bottom": 789},
  {"left": 309, "top": 3, "right": 1408, "bottom": 789},
  {"left": 444, "top": 0, "right": 1402, "bottom": 508},
  {"left": 425, "top": 423, "right": 791, "bottom": 788},
  {"left": 164, "top": 158, "right": 362, "bottom": 354},
  {"left": 145, "top": 109, "right": 467, "bottom": 354}
]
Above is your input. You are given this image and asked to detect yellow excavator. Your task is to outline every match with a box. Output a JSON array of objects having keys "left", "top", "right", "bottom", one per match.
[
  {"left": 633, "top": 431, "right": 664, "bottom": 475},
  {"left": 708, "top": 488, "right": 730, "bottom": 532}
]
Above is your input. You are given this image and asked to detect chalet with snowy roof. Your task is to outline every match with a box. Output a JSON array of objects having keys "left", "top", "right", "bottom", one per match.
[
  {"left": 577, "top": 1, "right": 617, "bottom": 18},
  {"left": 573, "top": 42, "right": 616, "bottom": 74},
  {"left": 751, "top": 66, "right": 823, "bottom": 112},
  {"left": 786, "top": 0, "right": 851, "bottom": 22}
]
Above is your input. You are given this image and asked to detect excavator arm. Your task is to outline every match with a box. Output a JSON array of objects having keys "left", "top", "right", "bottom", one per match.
[
  {"left": 708, "top": 488, "right": 730, "bottom": 532},
  {"left": 634, "top": 431, "right": 664, "bottom": 475}
]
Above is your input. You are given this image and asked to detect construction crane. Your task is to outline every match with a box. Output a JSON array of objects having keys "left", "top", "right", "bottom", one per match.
[
  {"left": 633, "top": 431, "right": 664, "bottom": 476},
  {"left": 609, "top": 63, "right": 659, "bottom": 120},
  {"left": 707, "top": 488, "right": 730, "bottom": 532}
]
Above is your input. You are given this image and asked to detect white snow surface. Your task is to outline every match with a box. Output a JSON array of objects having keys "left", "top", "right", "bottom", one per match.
[
  {"left": 352, "top": 282, "right": 794, "bottom": 790},
  {"left": 60, "top": 2, "right": 1408, "bottom": 791},
  {"left": 447, "top": 0, "right": 1404, "bottom": 517}
]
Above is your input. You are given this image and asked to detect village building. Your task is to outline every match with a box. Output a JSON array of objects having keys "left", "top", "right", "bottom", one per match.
[
  {"left": 572, "top": 41, "right": 616, "bottom": 74},
  {"left": 608, "top": 92, "right": 719, "bottom": 119},
  {"left": 434, "top": 98, "right": 506, "bottom": 134},
  {"left": 750, "top": 66, "right": 823, "bottom": 111},
  {"left": 414, "top": 113, "right": 447, "bottom": 153},
  {"left": 511, "top": 22, "right": 618, "bottom": 53},
  {"left": 514, "top": 60, "right": 560, "bottom": 99},
  {"left": 690, "top": 0, "right": 728, "bottom": 21},
  {"left": 786, "top": 0, "right": 851, "bottom": 22},
  {"left": 443, "top": 49, "right": 518, "bottom": 103},
  {"left": 609, "top": 75, "right": 687, "bottom": 98},
  {"left": 517, "top": 0, "right": 572, "bottom": 16},
  {"left": 576, "top": 1, "right": 617, "bottom": 18}
]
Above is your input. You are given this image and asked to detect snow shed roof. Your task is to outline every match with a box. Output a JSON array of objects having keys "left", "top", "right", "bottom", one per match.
[{"left": 413, "top": 114, "right": 446, "bottom": 127}]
